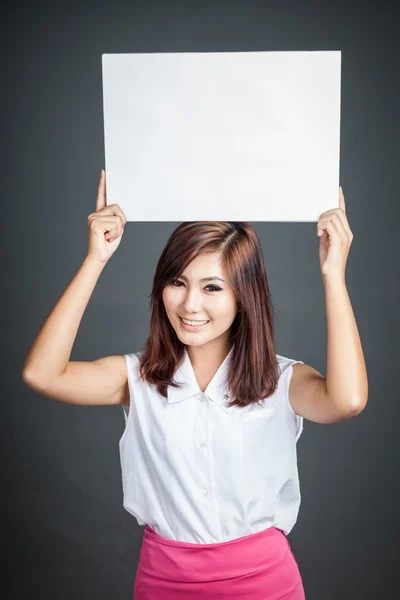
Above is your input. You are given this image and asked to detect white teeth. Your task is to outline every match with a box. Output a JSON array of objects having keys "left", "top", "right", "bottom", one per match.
[{"left": 181, "top": 318, "right": 209, "bottom": 326}]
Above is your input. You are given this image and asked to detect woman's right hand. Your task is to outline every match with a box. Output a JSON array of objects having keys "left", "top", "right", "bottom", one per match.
[{"left": 86, "top": 170, "right": 127, "bottom": 264}]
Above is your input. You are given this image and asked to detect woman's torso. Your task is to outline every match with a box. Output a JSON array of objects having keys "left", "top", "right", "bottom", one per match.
[{"left": 119, "top": 347, "right": 304, "bottom": 543}]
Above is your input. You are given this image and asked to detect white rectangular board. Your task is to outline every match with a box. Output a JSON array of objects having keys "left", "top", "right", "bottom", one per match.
[{"left": 102, "top": 51, "right": 341, "bottom": 222}]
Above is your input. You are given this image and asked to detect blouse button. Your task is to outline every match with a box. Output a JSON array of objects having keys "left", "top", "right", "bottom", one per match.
[
  {"left": 204, "top": 488, "right": 209, "bottom": 496},
  {"left": 200, "top": 441, "right": 206, "bottom": 448}
]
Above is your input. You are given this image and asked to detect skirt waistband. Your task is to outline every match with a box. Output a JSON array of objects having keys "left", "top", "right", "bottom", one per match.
[{"left": 139, "top": 525, "right": 292, "bottom": 584}]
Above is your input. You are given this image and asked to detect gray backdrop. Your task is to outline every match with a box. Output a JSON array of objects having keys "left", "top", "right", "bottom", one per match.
[{"left": 4, "top": 1, "right": 398, "bottom": 598}]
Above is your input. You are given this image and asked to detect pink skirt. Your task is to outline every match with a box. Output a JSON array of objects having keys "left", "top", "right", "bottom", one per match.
[{"left": 133, "top": 524, "right": 305, "bottom": 599}]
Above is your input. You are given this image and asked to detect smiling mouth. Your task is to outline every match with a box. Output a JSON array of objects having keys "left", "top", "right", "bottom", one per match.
[{"left": 179, "top": 317, "right": 210, "bottom": 326}]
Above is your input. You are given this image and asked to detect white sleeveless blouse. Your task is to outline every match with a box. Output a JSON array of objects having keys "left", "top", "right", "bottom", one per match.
[{"left": 119, "top": 346, "right": 304, "bottom": 543}]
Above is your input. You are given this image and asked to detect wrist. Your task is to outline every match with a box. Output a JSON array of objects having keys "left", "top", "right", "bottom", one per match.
[
  {"left": 83, "top": 255, "right": 108, "bottom": 272},
  {"left": 323, "top": 272, "right": 346, "bottom": 287}
]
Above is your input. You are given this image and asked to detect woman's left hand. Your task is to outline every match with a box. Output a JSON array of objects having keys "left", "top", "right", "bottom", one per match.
[{"left": 317, "top": 187, "right": 354, "bottom": 279}]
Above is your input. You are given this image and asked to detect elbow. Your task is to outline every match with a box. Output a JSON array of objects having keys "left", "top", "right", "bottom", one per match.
[
  {"left": 22, "top": 369, "right": 43, "bottom": 391},
  {"left": 22, "top": 369, "right": 33, "bottom": 385},
  {"left": 349, "top": 394, "right": 368, "bottom": 415}
]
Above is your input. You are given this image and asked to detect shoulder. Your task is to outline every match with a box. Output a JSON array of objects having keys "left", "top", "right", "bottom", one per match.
[
  {"left": 124, "top": 351, "right": 142, "bottom": 366},
  {"left": 276, "top": 354, "right": 304, "bottom": 378}
]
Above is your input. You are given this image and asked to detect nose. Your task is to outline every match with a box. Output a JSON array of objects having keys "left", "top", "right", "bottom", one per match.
[{"left": 182, "top": 288, "right": 203, "bottom": 314}]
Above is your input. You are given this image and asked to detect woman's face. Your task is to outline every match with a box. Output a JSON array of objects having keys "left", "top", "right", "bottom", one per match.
[{"left": 162, "top": 252, "right": 239, "bottom": 349}]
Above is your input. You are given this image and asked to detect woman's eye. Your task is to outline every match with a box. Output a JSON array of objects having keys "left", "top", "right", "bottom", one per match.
[{"left": 171, "top": 279, "right": 221, "bottom": 292}]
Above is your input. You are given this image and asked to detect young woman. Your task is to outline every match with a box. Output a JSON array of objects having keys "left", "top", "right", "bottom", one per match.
[{"left": 22, "top": 170, "right": 368, "bottom": 599}]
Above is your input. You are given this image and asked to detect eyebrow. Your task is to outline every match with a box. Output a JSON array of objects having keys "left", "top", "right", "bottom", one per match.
[{"left": 179, "top": 275, "right": 225, "bottom": 283}]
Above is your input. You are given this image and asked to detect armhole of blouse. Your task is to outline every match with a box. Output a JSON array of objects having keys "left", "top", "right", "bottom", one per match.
[
  {"left": 120, "top": 353, "right": 137, "bottom": 442},
  {"left": 285, "top": 359, "right": 305, "bottom": 443}
]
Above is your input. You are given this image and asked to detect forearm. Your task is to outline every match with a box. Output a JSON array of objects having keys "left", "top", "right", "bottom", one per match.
[
  {"left": 22, "top": 256, "right": 106, "bottom": 384},
  {"left": 324, "top": 274, "right": 368, "bottom": 411}
]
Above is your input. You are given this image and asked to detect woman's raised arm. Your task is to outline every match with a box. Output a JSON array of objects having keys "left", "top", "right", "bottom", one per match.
[{"left": 22, "top": 170, "right": 130, "bottom": 406}]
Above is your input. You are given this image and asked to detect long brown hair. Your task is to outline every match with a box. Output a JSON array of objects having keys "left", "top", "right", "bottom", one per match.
[{"left": 138, "top": 221, "right": 280, "bottom": 408}]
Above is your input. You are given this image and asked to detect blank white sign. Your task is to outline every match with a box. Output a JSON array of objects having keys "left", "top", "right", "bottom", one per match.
[{"left": 102, "top": 51, "right": 341, "bottom": 222}]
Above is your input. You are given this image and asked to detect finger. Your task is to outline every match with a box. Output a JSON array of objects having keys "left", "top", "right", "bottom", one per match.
[
  {"left": 318, "top": 206, "right": 351, "bottom": 238},
  {"left": 92, "top": 214, "right": 123, "bottom": 228},
  {"left": 120, "top": 208, "right": 127, "bottom": 224},
  {"left": 96, "top": 170, "right": 107, "bottom": 212},
  {"left": 330, "top": 213, "right": 348, "bottom": 239},
  {"left": 90, "top": 215, "right": 123, "bottom": 238},
  {"left": 319, "top": 209, "right": 351, "bottom": 236},
  {"left": 325, "top": 218, "right": 349, "bottom": 247},
  {"left": 110, "top": 204, "right": 127, "bottom": 225},
  {"left": 95, "top": 202, "right": 127, "bottom": 226},
  {"left": 332, "top": 193, "right": 352, "bottom": 237},
  {"left": 339, "top": 186, "right": 346, "bottom": 214},
  {"left": 318, "top": 214, "right": 348, "bottom": 240}
]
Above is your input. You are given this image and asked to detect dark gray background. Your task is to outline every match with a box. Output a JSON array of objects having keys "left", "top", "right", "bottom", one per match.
[{"left": 4, "top": 0, "right": 399, "bottom": 598}]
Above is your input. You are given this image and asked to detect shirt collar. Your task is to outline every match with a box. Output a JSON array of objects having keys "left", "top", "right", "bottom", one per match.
[{"left": 167, "top": 346, "right": 235, "bottom": 414}]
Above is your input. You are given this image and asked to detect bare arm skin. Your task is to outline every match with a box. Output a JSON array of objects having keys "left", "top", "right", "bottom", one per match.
[{"left": 22, "top": 170, "right": 130, "bottom": 406}]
